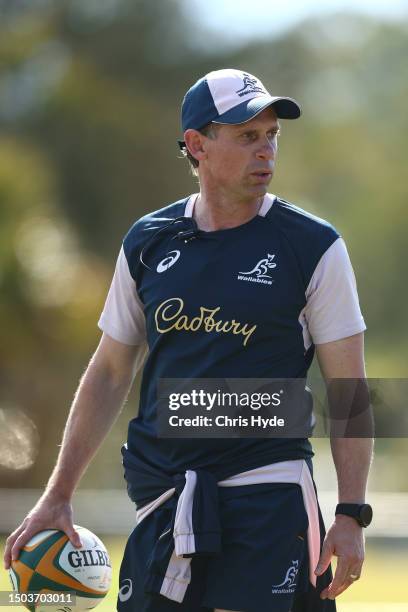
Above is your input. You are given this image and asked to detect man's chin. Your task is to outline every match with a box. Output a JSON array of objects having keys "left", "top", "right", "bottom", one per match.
[
  {"left": 247, "top": 183, "right": 270, "bottom": 198},
  {"left": 247, "top": 175, "right": 273, "bottom": 194}
]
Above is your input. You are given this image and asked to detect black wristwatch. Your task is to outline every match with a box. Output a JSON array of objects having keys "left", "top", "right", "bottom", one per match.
[{"left": 335, "top": 503, "right": 373, "bottom": 527}]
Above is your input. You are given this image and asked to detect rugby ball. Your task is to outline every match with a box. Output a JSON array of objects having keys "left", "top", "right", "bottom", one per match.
[{"left": 9, "top": 525, "right": 111, "bottom": 611}]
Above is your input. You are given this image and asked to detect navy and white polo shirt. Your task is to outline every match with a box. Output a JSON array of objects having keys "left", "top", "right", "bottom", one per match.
[{"left": 98, "top": 193, "right": 366, "bottom": 504}]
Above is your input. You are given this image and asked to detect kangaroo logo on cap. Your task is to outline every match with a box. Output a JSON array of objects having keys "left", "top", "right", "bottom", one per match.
[{"left": 236, "top": 73, "right": 267, "bottom": 98}]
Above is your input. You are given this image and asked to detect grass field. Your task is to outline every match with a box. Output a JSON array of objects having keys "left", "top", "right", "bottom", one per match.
[{"left": 1, "top": 536, "right": 407, "bottom": 611}]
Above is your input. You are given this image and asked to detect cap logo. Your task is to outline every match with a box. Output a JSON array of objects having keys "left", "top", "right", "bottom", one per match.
[
  {"left": 236, "top": 73, "right": 267, "bottom": 98},
  {"left": 181, "top": 69, "right": 301, "bottom": 131}
]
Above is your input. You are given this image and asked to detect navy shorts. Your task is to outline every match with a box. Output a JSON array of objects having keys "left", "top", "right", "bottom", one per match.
[{"left": 117, "top": 483, "right": 336, "bottom": 612}]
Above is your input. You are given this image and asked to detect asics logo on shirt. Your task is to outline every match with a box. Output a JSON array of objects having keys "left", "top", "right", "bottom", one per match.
[
  {"left": 157, "top": 250, "right": 181, "bottom": 273},
  {"left": 154, "top": 297, "right": 257, "bottom": 346},
  {"left": 118, "top": 578, "right": 133, "bottom": 602},
  {"left": 238, "top": 253, "right": 277, "bottom": 286}
]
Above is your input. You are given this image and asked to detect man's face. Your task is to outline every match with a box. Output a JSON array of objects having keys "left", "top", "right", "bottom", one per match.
[{"left": 201, "top": 106, "right": 280, "bottom": 201}]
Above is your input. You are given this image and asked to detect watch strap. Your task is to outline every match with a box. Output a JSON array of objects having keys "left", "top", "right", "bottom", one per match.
[{"left": 335, "top": 503, "right": 372, "bottom": 527}]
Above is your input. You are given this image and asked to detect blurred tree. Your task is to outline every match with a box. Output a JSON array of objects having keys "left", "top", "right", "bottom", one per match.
[{"left": 0, "top": 1, "right": 407, "bottom": 488}]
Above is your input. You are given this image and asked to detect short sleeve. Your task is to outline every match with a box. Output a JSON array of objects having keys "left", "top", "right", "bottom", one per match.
[
  {"left": 303, "top": 237, "right": 366, "bottom": 344},
  {"left": 98, "top": 245, "right": 147, "bottom": 346}
]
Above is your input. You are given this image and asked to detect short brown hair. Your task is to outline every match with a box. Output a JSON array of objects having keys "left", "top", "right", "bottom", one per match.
[{"left": 180, "top": 122, "right": 219, "bottom": 175}]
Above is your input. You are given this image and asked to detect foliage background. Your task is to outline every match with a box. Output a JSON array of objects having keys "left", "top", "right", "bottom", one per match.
[
  {"left": 0, "top": 2, "right": 407, "bottom": 609},
  {"left": 0, "top": 0, "right": 407, "bottom": 499}
]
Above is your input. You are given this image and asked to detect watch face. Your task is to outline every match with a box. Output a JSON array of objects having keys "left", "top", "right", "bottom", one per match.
[{"left": 360, "top": 504, "right": 373, "bottom": 526}]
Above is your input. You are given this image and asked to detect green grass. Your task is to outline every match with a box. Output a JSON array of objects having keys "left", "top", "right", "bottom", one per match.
[{"left": 1, "top": 537, "right": 407, "bottom": 611}]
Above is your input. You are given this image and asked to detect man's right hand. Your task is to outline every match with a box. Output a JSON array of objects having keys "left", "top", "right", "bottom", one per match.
[{"left": 3, "top": 490, "right": 83, "bottom": 570}]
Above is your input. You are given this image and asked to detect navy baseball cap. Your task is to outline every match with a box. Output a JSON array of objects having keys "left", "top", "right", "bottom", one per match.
[{"left": 181, "top": 68, "right": 301, "bottom": 134}]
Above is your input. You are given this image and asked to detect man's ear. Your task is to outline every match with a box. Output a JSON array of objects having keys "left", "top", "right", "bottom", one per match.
[{"left": 183, "top": 129, "right": 207, "bottom": 163}]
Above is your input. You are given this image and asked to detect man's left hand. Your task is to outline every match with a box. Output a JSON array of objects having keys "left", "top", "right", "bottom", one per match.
[{"left": 315, "top": 514, "right": 365, "bottom": 600}]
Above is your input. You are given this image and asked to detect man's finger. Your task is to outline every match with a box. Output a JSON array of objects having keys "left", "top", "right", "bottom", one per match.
[
  {"left": 331, "top": 578, "right": 356, "bottom": 598},
  {"left": 322, "top": 564, "right": 362, "bottom": 599},
  {"left": 10, "top": 532, "right": 30, "bottom": 562},
  {"left": 4, "top": 524, "right": 26, "bottom": 569},
  {"left": 327, "top": 572, "right": 361, "bottom": 600},
  {"left": 10, "top": 527, "right": 40, "bottom": 563},
  {"left": 315, "top": 539, "right": 334, "bottom": 576},
  {"left": 65, "top": 526, "right": 83, "bottom": 549},
  {"left": 320, "top": 556, "right": 351, "bottom": 599},
  {"left": 331, "top": 555, "right": 350, "bottom": 587}
]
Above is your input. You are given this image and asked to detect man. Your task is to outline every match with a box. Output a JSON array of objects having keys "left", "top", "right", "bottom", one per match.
[{"left": 4, "top": 69, "right": 373, "bottom": 612}]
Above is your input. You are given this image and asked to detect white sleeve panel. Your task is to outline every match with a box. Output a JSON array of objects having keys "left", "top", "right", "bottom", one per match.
[
  {"left": 98, "top": 245, "right": 147, "bottom": 346},
  {"left": 303, "top": 237, "right": 366, "bottom": 345}
]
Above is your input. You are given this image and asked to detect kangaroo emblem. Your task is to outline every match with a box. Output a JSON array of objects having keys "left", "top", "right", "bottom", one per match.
[
  {"left": 239, "top": 253, "right": 277, "bottom": 279},
  {"left": 272, "top": 560, "right": 299, "bottom": 589},
  {"left": 236, "top": 73, "right": 266, "bottom": 96}
]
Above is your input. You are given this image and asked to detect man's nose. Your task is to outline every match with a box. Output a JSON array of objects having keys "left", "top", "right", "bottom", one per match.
[{"left": 256, "top": 138, "right": 276, "bottom": 160}]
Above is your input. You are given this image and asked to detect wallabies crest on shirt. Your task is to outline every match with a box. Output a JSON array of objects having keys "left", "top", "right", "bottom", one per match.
[
  {"left": 239, "top": 253, "right": 277, "bottom": 279},
  {"left": 271, "top": 560, "right": 299, "bottom": 593}
]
